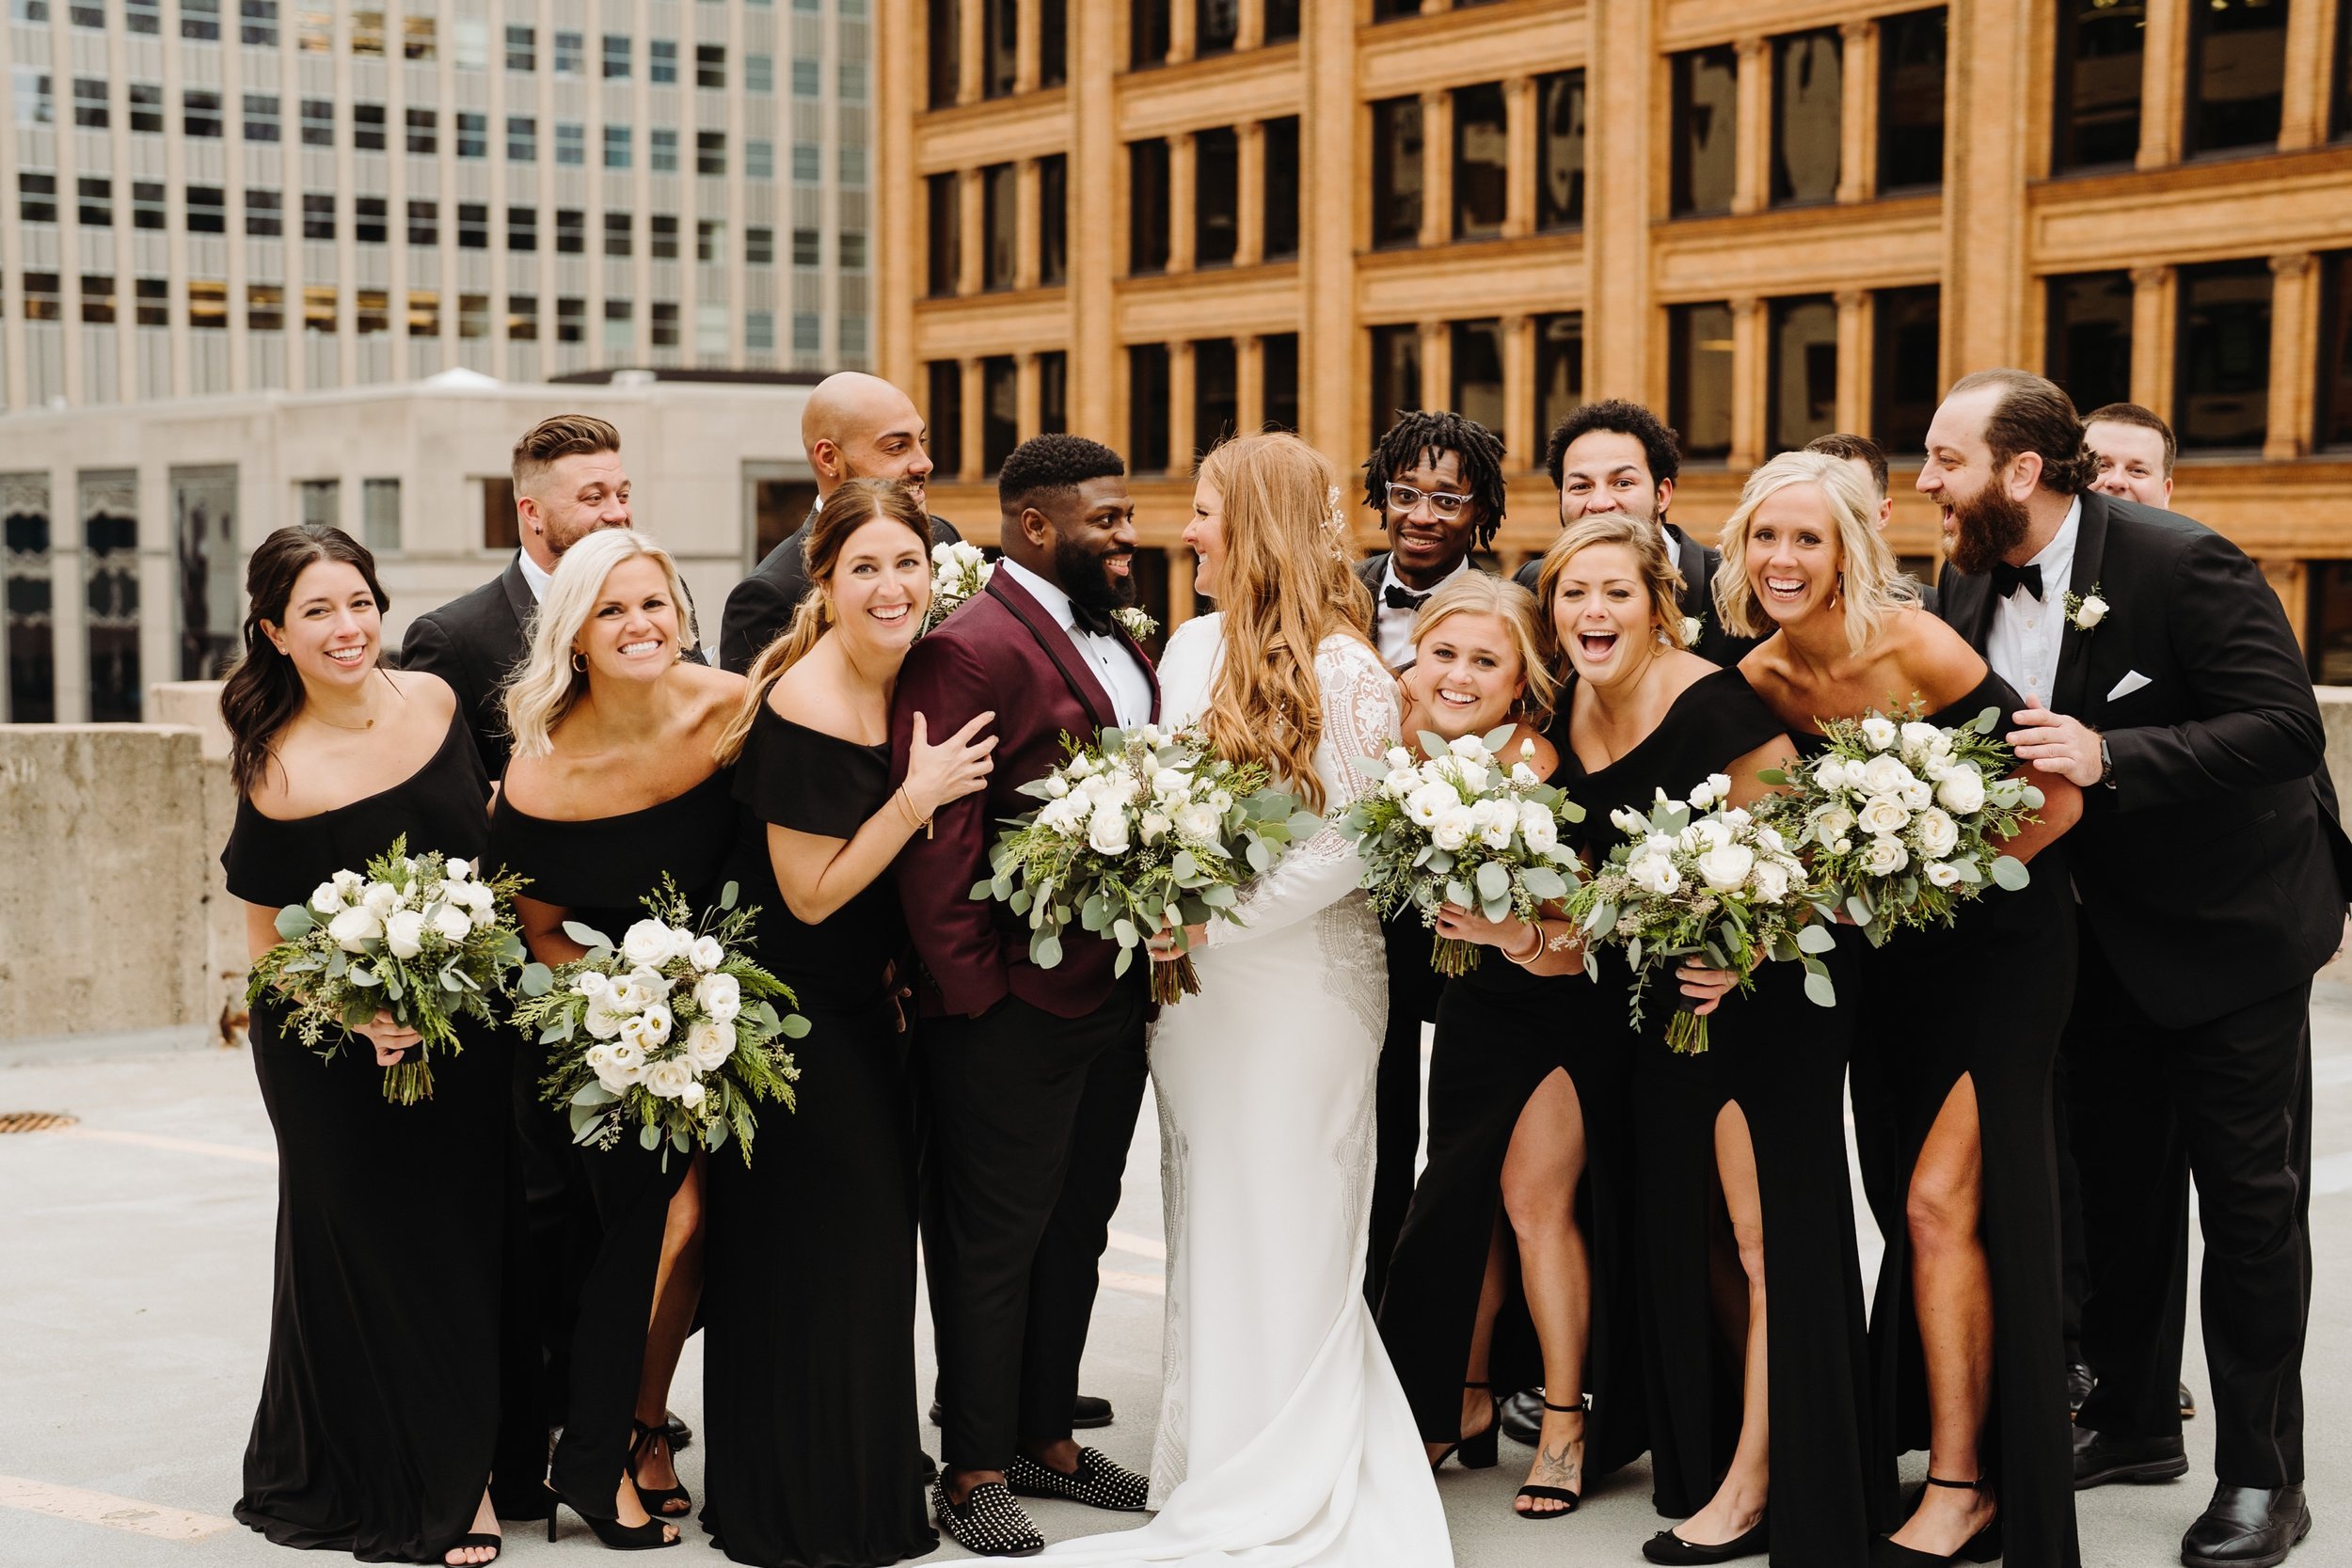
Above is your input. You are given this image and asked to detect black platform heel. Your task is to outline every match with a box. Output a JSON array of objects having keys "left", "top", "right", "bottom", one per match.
[
  {"left": 627, "top": 1419, "right": 692, "bottom": 1517},
  {"left": 1430, "top": 1381, "right": 1500, "bottom": 1471},
  {"left": 443, "top": 1532, "right": 502, "bottom": 1564},
  {"left": 544, "top": 1481, "right": 682, "bottom": 1551},
  {"left": 1515, "top": 1399, "right": 1584, "bottom": 1519},
  {"left": 1869, "top": 1475, "right": 2000, "bottom": 1566}
]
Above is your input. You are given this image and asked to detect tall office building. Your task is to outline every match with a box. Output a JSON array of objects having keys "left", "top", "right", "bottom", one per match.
[
  {"left": 877, "top": 0, "right": 2352, "bottom": 659},
  {"left": 0, "top": 0, "right": 870, "bottom": 405}
]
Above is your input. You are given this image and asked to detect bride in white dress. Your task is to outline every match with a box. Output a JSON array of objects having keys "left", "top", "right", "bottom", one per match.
[{"left": 1044, "top": 433, "right": 1453, "bottom": 1567}]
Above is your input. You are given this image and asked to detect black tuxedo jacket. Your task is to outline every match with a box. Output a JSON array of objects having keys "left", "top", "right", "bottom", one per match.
[
  {"left": 721, "top": 510, "right": 963, "bottom": 674},
  {"left": 1355, "top": 552, "right": 1487, "bottom": 660},
  {"left": 1511, "top": 522, "right": 1758, "bottom": 668},
  {"left": 1936, "top": 490, "right": 2352, "bottom": 1027},
  {"left": 400, "top": 552, "right": 706, "bottom": 782}
]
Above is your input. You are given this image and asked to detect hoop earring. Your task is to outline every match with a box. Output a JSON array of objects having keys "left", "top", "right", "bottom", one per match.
[{"left": 570, "top": 649, "right": 587, "bottom": 673}]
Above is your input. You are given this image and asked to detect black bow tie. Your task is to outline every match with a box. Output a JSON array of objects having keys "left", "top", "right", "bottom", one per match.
[
  {"left": 1991, "top": 561, "right": 2044, "bottom": 602},
  {"left": 1383, "top": 584, "right": 1430, "bottom": 612},
  {"left": 1069, "top": 601, "right": 1119, "bottom": 638}
]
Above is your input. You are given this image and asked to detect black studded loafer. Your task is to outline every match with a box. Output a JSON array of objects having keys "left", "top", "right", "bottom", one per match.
[
  {"left": 931, "top": 1476, "right": 1045, "bottom": 1558},
  {"left": 1006, "top": 1448, "right": 1150, "bottom": 1513}
]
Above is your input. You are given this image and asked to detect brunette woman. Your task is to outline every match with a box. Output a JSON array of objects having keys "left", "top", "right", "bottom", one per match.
[
  {"left": 698, "top": 479, "right": 993, "bottom": 1567},
  {"left": 220, "top": 524, "right": 508, "bottom": 1565},
  {"left": 489, "top": 530, "right": 747, "bottom": 1550},
  {"left": 1724, "top": 451, "right": 2081, "bottom": 1568}
]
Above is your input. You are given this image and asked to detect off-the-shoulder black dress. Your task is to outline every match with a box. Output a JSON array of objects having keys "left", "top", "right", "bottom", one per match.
[
  {"left": 222, "top": 708, "right": 515, "bottom": 1561},
  {"left": 486, "top": 765, "right": 739, "bottom": 1522},
  {"left": 700, "top": 705, "right": 937, "bottom": 1566}
]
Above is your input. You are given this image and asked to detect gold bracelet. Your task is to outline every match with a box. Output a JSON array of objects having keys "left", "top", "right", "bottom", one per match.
[
  {"left": 1506, "top": 920, "right": 1547, "bottom": 966},
  {"left": 896, "top": 785, "right": 933, "bottom": 839}
]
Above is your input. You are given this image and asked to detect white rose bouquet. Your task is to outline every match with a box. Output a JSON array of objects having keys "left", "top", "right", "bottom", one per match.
[
  {"left": 515, "top": 878, "right": 806, "bottom": 1168},
  {"left": 973, "top": 723, "right": 1320, "bottom": 1006},
  {"left": 246, "top": 834, "right": 530, "bottom": 1104},
  {"left": 1754, "top": 705, "right": 2042, "bottom": 945},
  {"left": 1334, "top": 724, "right": 1586, "bottom": 977},
  {"left": 922, "top": 539, "right": 993, "bottom": 634},
  {"left": 1563, "top": 778, "right": 1838, "bottom": 1055}
]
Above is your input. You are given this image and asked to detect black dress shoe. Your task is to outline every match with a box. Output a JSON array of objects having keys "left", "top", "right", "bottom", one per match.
[
  {"left": 2073, "top": 1427, "right": 2188, "bottom": 1489},
  {"left": 928, "top": 1394, "right": 1115, "bottom": 1429},
  {"left": 1499, "top": 1386, "right": 1545, "bottom": 1448},
  {"left": 930, "top": 1475, "right": 1043, "bottom": 1558},
  {"left": 2066, "top": 1360, "right": 2095, "bottom": 1416},
  {"left": 660, "top": 1408, "right": 692, "bottom": 1453},
  {"left": 1645, "top": 1516, "right": 1767, "bottom": 1564},
  {"left": 2182, "top": 1381, "right": 2199, "bottom": 1420},
  {"left": 1005, "top": 1447, "right": 1149, "bottom": 1512},
  {"left": 2181, "top": 1482, "right": 2310, "bottom": 1568}
]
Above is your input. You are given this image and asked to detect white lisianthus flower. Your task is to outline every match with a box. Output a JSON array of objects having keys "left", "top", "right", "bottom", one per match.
[
  {"left": 628, "top": 1002, "right": 675, "bottom": 1048},
  {"left": 688, "top": 935, "right": 724, "bottom": 974},
  {"left": 1383, "top": 768, "right": 1421, "bottom": 799},
  {"left": 1207, "top": 788, "right": 1232, "bottom": 813},
  {"left": 310, "top": 881, "right": 345, "bottom": 915},
  {"left": 1087, "top": 804, "right": 1133, "bottom": 856},
  {"left": 443, "top": 858, "right": 471, "bottom": 881},
  {"left": 1406, "top": 784, "right": 1451, "bottom": 828},
  {"left": 644, "top": 1056, "right": 695, "bottom": 1101},
  {"left": 1815, "top": 805, "right": 1855, "bottom": 845},
  {"left": 584, "top": 998, "right": 628, "bottom": 1040},
  {"left": 1450, "top": 759, "right": 1489, "bottom": 793},
  {"left": 427, "top": 902, "right": 472, "bottom": 944},
  {"left": 573, "top": 970, "right": 612, "bottom": 999},
  {"left": 331, "top": 868, "right": 364, "bottom": 899},
  {"left": 1430, "top": 807, "right": 1476, "bottom": 853},
  {"left": 584, "top": 1042, "right": 615, "bottom": 1072},
  {"left": 1640, "top": 833, "right": 1679, "bottom": 861},
  {"left": 1935, "top": 766, "right": 1986, "bottom": 815},
  {"left": 1915, "top": 807, "right": 1961, "bottom": 859},
  {"left": 1385, "top": 745, "right": 1414, "bottom": 770},
  {"left": 1694, "top": 816, "right": 1735, "bottom": 850},
  {"left": 1041, "top": 774, "right": 1069, "bottom": 799},
  {"left": 1828, "top": 837, "right": 1854, "bottom": 855},
  {"left": 1152, "top": 768, "right": 1189, "bottom": 800},
  {"left": 1173, "top": 801, "right": 1221, "bottom": 842},
  {"left": 605, "top": 1039, "right": 646, "bottom": 1082},
  {"left": 329, "top": 904, "right": 384, "bottom": 953},
  {"left": 1706, "top": 773, "right": 1733, "bottom": 802},
  {"left": 1813, "top": 757, "right": 1850, "bottom": 792},
  {"left": 1859, "top": 715, "right": 1899, "bottom": 752},
  {"left": 1724, "top": 805, "right": 1752, "bottom": 827},
  {"left": 678, "top": 1080, "right": 707, "bottom": 1111},
  {"left": 1860, "top": 835, "right": 1910, "bottom": 876},
  {"left": 1856, "top": 794, "right": 1914, "bottom": 837},
  {"left": 383, "top": 908, "right": 427, "bottom": 959},
  {"left": 1610, "top": 806, "right": 1648, "bottom": 837},
  {"left": 1697, "top": 841, "right": 1756, "bottom": 892},
  {"left": 1899, "top": 721, "right": 1942, "bottom": 763},
  {"left": 362, "top": 882, "right": 401, "bottom": 917},
  {"left": 1752, "top": 858, "right": 1791, "bottom": 902},
  {"left": 1899, "top": 776, "right": 1935, "bottom": 811},
  {"left": 1756, "top": 824, "right": 1787, "bottom": 854},
  {"left": 1448, "top": 734, "right": 1488, "bottom": 761},
  {"left": 1628, "top": 853, "right": 1684, "bottom": 895},
  {"left": 621, "top": 919, "right": 675, "bottom": 970},
  {"left": 624, "top": 966, "right": 675, "bottom": 1002},
  {"left": 1038, "top": 797, "right": 1085, "bottom": 836},
  {"left": 1859, "top": 754, "right": 1916, "bottom": 797},
  {"left": 1687, "top": 778, "right": 1717, "bottom": 810},
  {"left": 1478, "top": 815, "right": 1516, "bottom": 851},
  {"left": 1925, "top": 860, "right": 1963, "bottom": 888},
  {"left": 694, "top": 972, "right": 742, "bottom": 1025},
  {"left": 1511, "top": 762, "right": 1540, "bottom": 786}
]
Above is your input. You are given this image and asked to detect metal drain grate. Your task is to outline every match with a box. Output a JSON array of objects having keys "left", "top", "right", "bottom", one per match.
[{"left": 0, "top": 1111, "right": 78, "bottom": 1133}]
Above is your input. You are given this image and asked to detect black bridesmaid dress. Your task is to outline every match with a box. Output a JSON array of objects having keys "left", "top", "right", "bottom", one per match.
[
  {"left": 222, "top": 708, "right": 515, "bottom": 1562},
  {"left": 485, "top": 766, "right": 739, "bottom": 1525},
  {"left": 1375, "top": 714, "right": 1647, "bottom": 1487},
  {"left": 1792, "top": 670, "right": 2079, "bottom": 1568},
  {"left": 700, "top": 705, "right": 937, "bottom": 1566},
  {"left": 1570, "top": 669, "right": 1890, "bottom": 1562}
]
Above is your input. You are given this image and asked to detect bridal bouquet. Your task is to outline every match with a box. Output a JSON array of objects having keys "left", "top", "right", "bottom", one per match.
[
  {"left": 246, "top": 835, "right": 529, "bottom": 1103},
  {"left": 515, "top": 879, "right": 806, "bottom": 1168},
  {"left": 1755, "top": 705, "right": 2042, "bottom": 945},
  {"left": 973, "top": 723, "right": 1321, "bottom": 1005},
  {"left": 1335, "top": 726, "right": 1586, "bottom": 977},
  {"left": 1565, "top": 778, "right": 1837, "bottom": 1054},
  {"left": 922, "top": 539, "right": 993, "bottom": 633}
]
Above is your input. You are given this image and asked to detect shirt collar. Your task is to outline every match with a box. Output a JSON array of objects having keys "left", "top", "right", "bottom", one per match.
[
  {"left": 998, "top": 556, "right": 1081, "bottom": 632},
  {"left": 1379, "top": 554, "right": 1472, "bottom": 598},
  {"left": 517, "top": 547, "right": 555, "bottom": 603}
]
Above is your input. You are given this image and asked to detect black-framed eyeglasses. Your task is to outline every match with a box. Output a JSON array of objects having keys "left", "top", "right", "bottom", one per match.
[{"left": 1384, "top": 482, "right": 1472, "bottom": 519}]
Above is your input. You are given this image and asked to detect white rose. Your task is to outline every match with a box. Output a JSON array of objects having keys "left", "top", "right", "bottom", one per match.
[
  {"left": 1152, "top": 768, "right": 1190, "bottom": 800},
  {"left": 1925, "top": 860, "right": 1963, "bottom": 888},
  {"left": 1697, "top": 841, "right": 1756, "bottom": 892},
  {"left": 1899, "top": 721, "right": 1942, "bottom": 762},
  {"left": 331, "top": 868, "right": 364, "bottom": 898},
  {"left": 1752, "top": 858, "right": 1790, "bottom": 902},
  {"left": 1511, "top": 762, "right": 1540, "bottom": 786},
  {"left": 1383, "top": 768, "right": 1421, "bottom": 799},
  {"left": 310, "top": 881, "right": 345, "bottom": 915},
  {"left": 1041, "top": 773, "right": 1069, "bottom": 800},
  {"left": 1914, "top": 807, "right": 1960, "bottom": 859},
  {"left": 2075, "top": 594, "right": 2108, "bottom": 628},
  {"left": 622, "top": 919, "right": 676, "bottom": 970},
  {"left": 1087, "top": 805, "right": 1133, "bottom": 856},
  {"left": 1899, "top": 776, "right": 1934, "bottom": 811},
  {"left": 1860, "top": 834, "right": 1910, "bottom": 877},
  {"left": 1680, "top": 616, "right": 1703, "bottom": 645},
  {"left": 328, "top": 904, "right": 384, "bottom": 953},
  {"left": 694, "top": 972, "right": 742, "bottom": 1025},
  {"left": 1067, "top": 754, "right": 1095, "bottom": 779},
  {"left": 1406, "top": 784, "right": 1451, "bottom": 828},
  {"left": 1385, "top": 745, "right": 1414, "bottom": 770},
  {"left": 1859, "top": 715, "right": 1899, "bottom": 752},
  {"left": 463, "top": 879, "right": 498, "bottom": 913},
  {"left": 1628, "top": 853, "right": 1684, "bottom": 896},
  {"left": 1173, "top": 801, "right": 1221, "bottom": 842},
  {"left": 1813, "top": 757, "right": 1850, "bottom": 792},
  {"left": 1755, "top": 823, "right": 1784, "bottom": 852},
  {"left": 604, "top": 1038, "right": 645, "bottom": 1081},
  {"left": 1706, "top": 773, "right": 1733, "bottom": 802},
  {"left": 644, "top": 1056, "right": 695, "bottom": 1101},
  {"left": 573, "top": 970, "right": 612, "bottom": 999},
  {"left": 1451, "top": 759, "right": 1489, "bottom": 793},
  {"left": 362, "top": 882, "right": 401, "bottom": 917},
  {"left": 689, "top": 935, "right": 724, "bottom": 973},
  {"left": 1856, "top": 794, "right": 1914, "bottom": 837},
  {"left": 1479, "top": 815, "right": 1516, "bottom": 851},
  {"left": 1859, "top": 754, "right": 1916, "bottom": 797},
  {"left": 678, "top": 1081, "right": 707, "bottom": 1111},
  {"left": 443, "top": 858, "right": 471, "bottom": 881},
  {"left": 1692, "top": 816, "right": 1734, "bottom": 850},
  {"left": 1935, "top": 766, "right": 1986, "bottom": 815},
  {"left": 1814, "top": 805, "right": 1855, "bottom": 846},
  {"left": 1687, "top": 778, "right": 1716, "bottom": 810},
  {"left": 684, "top": 1018, "right": 736, "bottom": 1071},
  {"left": 1138, "top": 811, "right": 1169, "bottom": 844},
  {"left": 1448, "top": 734, "right": 1488, "bottom": 760},
  {"left": 428, "top": 902, "right": 471, "bottom": 944},
  {"left": 1430, "top": 807, "right": 1475, "bottom": 853},
  {"left": 381, "top": 907, "right": 426, "bottom": 958},
  {"left": 583, "top": 995, "right": 628, "bottom": 1039}
]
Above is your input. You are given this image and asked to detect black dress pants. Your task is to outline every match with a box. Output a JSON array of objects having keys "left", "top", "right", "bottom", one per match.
[
  {"left": 921, "top": 987, "right": 1150, "bottom": 1472},
  {"left": 2067, "top": 934, "right": 2313, "bottom": 1488}
]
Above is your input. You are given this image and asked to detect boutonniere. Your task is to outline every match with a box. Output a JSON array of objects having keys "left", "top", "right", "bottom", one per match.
[
  {"left": 1115, "top": 607, "right": 1160, "bottom": 641},
  {"left": 2063, "top": 583, "right": 2107, "bottom": 632},
  {"left": 1679, "top": 614, "right": 1704, "bottom": 646}
]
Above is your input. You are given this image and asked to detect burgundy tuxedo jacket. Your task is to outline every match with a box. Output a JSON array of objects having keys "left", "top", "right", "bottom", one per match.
[{"left": 890, "top": 572, "right": 1160, "bottom": 1020}]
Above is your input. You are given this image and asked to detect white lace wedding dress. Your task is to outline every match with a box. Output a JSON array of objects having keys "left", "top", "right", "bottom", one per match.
[{"left": 1043, "top": 616, "right": 1453, "bottom": 1566}]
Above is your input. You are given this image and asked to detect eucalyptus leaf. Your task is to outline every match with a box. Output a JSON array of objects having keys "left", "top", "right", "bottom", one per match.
[
  {"left": 1034, "top": 930, "right": 1064, "bottom": 969},
  {"left": 779, "top": 1014, "right": 812, "bottom": 1039},
  {"left": 275, "top": 905, "right": 317, "bottom": 942},
  {"left": 562, "top": 920, "right": 613, "bottom": 950},
  {"left": 520, "top": 962, "right": 554, "bottom": 997},
  {"left": 1114, "top": 943, "right": 1134, "bottom": 977},
  {"left": 639, "top": 1122, "right": 662, "bottom": 1151},
  {"left": 1803, "top": 966, "right": 1838, "bottom": 1008},
  {"left": 1795, "top": 923, "right": 1836, "bottom": 955},
  {"left": 718, "top": 879, "right": 740, "bottom": 911},
  {"left": 1474, "top": 862, "right": 1511, "bottom": 902},
  {"left": 572, "top": 1081, "right": 618, "bottom": 1106},
  {"left": 1521, "top": 866, "right": 1567, "bottom": 901},
  {"left": 1989, "top": 855, "right": 2029, "bottom": 892}
]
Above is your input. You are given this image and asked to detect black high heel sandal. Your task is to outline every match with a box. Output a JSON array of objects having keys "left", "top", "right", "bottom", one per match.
[
  {"left": 544, "top": 1481, "right": 682, "bottom": 1551},
  {"left": 627, "top": 1419, "right": 692, "bottom": 1516},
  {"left": 1515, "top": 1398, "right": 1585, "bottom": 1519},
  {"left": 1429, "top": 1381, "right": 1500, "bottom": 1471},
  {"left": 443, "top": 1532, "right": 502, "bottom": 1564},
  {"left": 1869, "top": 1475, "right": 2000, "bottom": 1566}
]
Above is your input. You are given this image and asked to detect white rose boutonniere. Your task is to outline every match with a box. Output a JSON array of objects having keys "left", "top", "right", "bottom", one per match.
[
  {"left": 1114, "top": 606, "right": 1160, "bottom": 641},
  {"left": 2063, "top": 581, "right": 2107, "bottom": 632},
  {"left": 1680, "top": 615, "right": 1703, "bottom": 645}
]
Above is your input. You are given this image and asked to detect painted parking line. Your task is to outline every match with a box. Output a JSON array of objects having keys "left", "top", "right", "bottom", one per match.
[
  {"left": 41, "top": 1125, "right": 278, "bottom": 1166},
  {"left": 1106, "top": 1227, "right": 1166, "bottom": 1262},
  {"left": 1100, "top": 1268, "right": 1165, "bottom": 1297},
  {"left": 0, "top": 1475, "right": 240, "bottom": 1540}
]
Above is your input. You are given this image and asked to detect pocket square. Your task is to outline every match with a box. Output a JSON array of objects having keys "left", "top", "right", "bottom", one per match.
[{"left": 2106, "top": 670, "right": 2152, "bottom": 702}]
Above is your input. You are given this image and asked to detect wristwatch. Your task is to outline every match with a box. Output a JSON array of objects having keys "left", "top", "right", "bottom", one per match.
[{"left": 2097, "top": 734, "right": 2116, "bottom": 789}]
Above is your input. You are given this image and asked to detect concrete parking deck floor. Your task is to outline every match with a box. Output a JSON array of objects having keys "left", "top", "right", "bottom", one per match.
[{"left": 9, "top": 974, "right": 2352, "bottom": 1567}]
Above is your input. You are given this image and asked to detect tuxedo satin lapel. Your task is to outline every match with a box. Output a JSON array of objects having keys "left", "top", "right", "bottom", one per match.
[
  {"left": 499, "top": 554, "right": 536, "bottom": 633},
  {"left": 986, "top": 572, "right": 1120, "bottom": 731},
  {"left": 1669, "top": 526, "right": 1709, "bottom": 617},
  {"left": 2052, "top": 492, "right": 2111, "bottom": 718},
  {"left": 1946, "top": 571, "right": 1995, "bottom": 654},
  {"left": 1357, "top": 554, "right": 1388, "bottom": 597}
]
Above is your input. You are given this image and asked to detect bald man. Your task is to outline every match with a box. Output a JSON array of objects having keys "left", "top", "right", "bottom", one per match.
[{"left": 719, "top": 372, "right": 963, "bottom": 673}]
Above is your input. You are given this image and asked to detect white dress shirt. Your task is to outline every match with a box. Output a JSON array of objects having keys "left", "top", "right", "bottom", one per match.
[
  {"left": 1984, "top": 496, "right": 2081, "bottom": 705},
  {"left": 517, "top": 546, "right": 554, "bottom": 603},
  {"left": 998, "top": 556, "right": 1154, "bottom": 729},
  {"left": 1373, "top": 556, "right": 1471, "bottom": 671}
]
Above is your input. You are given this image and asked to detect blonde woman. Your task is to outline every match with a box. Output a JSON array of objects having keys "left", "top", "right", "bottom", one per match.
[
  {"left": 1043, "top": 431, "right": 1450, "bottom": 1565},
  {"left": 1725, "top": 451, "right": 2080, "bottom": 1568},
  {"left": 487, "top": 529, "right": 746, "bottom": 1550}
]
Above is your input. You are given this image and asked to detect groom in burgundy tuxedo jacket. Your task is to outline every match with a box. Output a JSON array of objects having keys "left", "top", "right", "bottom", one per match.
[{"left": 890, "top": 435, "right": 1159, "bottom": 1554}]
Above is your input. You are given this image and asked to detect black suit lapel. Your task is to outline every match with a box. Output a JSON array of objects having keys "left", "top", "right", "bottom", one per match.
[
  {"left": 498, "top": 555, "right": 536, "bottom": 663},
  {"left": 1357, "top": 554, "right": 1389, "bottom": 598},
  {"left": 2051, "top": 493, "right": 2108, "bottom": 718},
  {"left": 1667, "top": 526, "right": 1711, "bottom": 619},
  {"left": 987, "top": 573, "right": 1120, "bottom": 732},
  {"left": 1941, "top": 568, "right": 1996, "bottom": 655}
]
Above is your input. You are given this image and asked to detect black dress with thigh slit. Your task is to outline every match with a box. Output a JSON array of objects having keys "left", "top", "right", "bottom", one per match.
[
  {"left": 223, "top": 708, "right": 516, "bottom": 1562},
  {"left": 1584, "top": 670, "right": 1891, "bottom": 1563},
  {"left": 699, "top": 706, "right": 937, "bottom": 1566},
  {"left": 1792, "top": 670, "right": 2079, "bottom": 1568},
  {"left": 485, "top": 766, "right": 738, "bottom": 1521}
]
